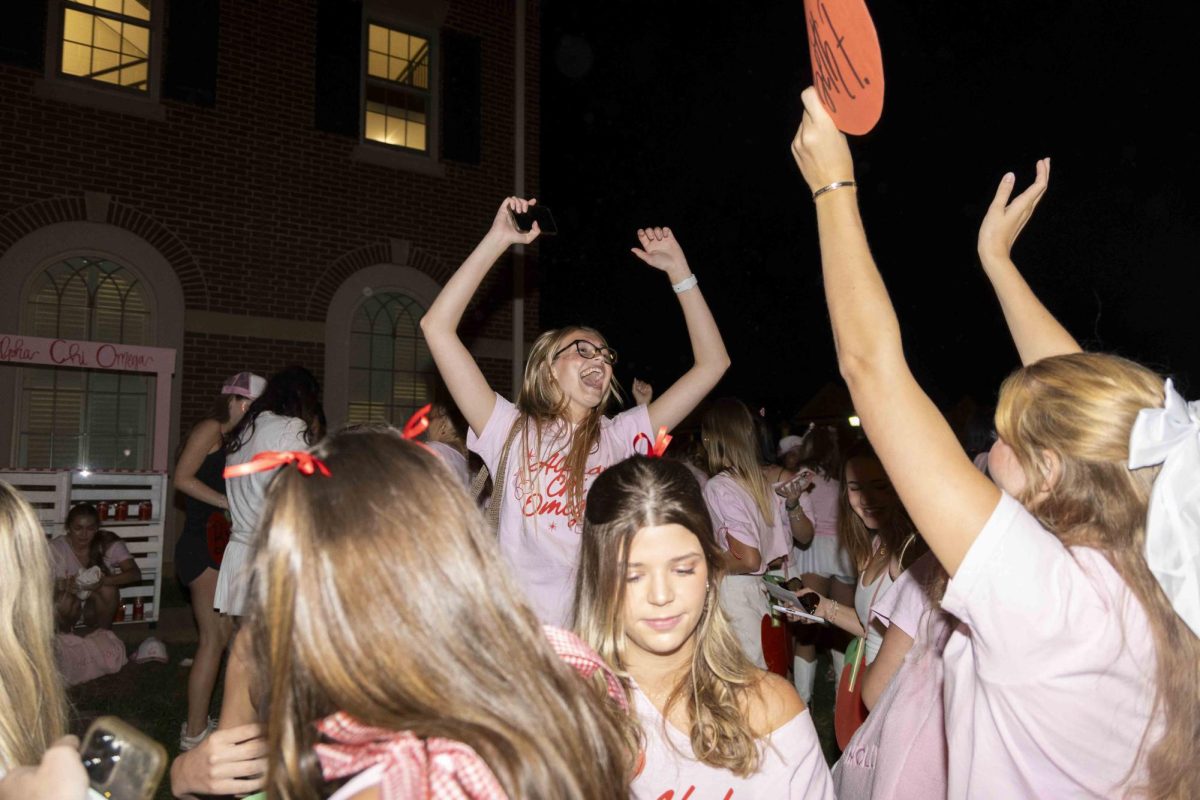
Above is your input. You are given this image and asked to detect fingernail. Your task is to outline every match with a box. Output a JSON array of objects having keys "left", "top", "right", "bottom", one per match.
[{"left": 1003, "top": 172, "right": 1015, "bottom": 182}]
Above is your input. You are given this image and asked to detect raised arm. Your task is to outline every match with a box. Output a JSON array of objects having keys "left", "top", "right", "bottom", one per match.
[
  {"left": 420, "top": 198, "right": 541, "bottom": 436},
  {"left": 632, "top": 228, "right": 731, "bottom": 431},
  {"left": 977, "top": 159, "right": 1081, "bottom": 364},
  {"left": 174, "top": 419, "right": 228, "bottom": 509},
  {"left": 790, "top": 88, "right": 998, "bottom": 576}
]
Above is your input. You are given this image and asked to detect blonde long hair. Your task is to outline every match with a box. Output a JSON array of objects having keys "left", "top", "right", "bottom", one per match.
[
  {"left": 701, "top": 398, "right": 776, "bottom": 525},
  {"left": 0, "top": 481, "right": 69, "bottom": 772},
  {"left": 573, "top": 456, "right": 764, "bottom": 777},
  {"left": 996, "top": 352, "right": 1199, "bottom": 799},
  {"left": 248, "top": 429, "right": 632, "bottom": 800},
  {"left": 514, "top": 327, "right": 623, "bottom": 515}
]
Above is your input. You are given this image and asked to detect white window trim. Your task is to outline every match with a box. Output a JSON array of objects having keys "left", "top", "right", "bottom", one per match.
[
  {"left": 358, "top": 16, "right": 440, "bottom": 158},
  {"left": 323, "top": 263, "right": 444, "bottom": 432},
  {"left": 37, "top": 0, "right": 167, "bottom": 121},
  {"left": 0, "top": 222, "right": 185, "bottom": 471}
]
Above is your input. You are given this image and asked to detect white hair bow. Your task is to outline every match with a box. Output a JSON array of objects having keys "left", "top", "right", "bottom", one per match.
[{"left": 1128, "top": 378, "right": 1200, "bottom": 638}]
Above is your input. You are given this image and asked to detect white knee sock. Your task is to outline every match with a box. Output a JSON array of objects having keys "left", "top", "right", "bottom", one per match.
[{"left": 793, "top": 656, "right": 818, "bottom": 704}]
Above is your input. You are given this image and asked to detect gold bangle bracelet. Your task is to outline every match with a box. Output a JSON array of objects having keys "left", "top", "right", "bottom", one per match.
[{"left": 812, "top": 180, "right": 857, "bottom": 200}]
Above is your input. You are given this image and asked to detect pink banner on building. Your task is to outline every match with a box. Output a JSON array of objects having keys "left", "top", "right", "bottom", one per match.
[{"left": 0, "top": 334, "right": 177, "bottom": 471}]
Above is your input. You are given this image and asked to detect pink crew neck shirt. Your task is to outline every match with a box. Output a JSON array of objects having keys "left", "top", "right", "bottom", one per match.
[
  {"left": 468, "top": 393, "right": 651, "bottom": 626},
  {"left": 48, "top": 534, "right": 132, "bottom": 578},
  {"left": 631, "top": 684, "right": 835, "bottom": 800},
  {"left": 797, "top": 474, "right": 840, "bottom": 538},
  {"left": 940, "top": 492, "right": 1157, "bottom": 797},
  {"left": 703, "top": 473, "right": 792, "bottom": 573}
]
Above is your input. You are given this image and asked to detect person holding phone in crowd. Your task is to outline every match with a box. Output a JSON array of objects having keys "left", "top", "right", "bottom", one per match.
[
  {"left": 421, "top": 197, "right": 729, "bottom": 625},
  {"left": 792, "top": 87, "right": 1198, "bottom": 797},
  {"left": 573, "top": 455, "right": 834, "bottom": 798},
  {"left": 700, "top": 398, "right": 812, "bottom": 668}
]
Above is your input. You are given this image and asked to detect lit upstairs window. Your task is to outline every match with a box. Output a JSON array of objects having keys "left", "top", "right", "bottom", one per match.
[
  {"left": 364, "top": 24, "right": 430, "bottom": 152},
  {"left": 60, "top": 0, "right": 151, "bottom": 91}
]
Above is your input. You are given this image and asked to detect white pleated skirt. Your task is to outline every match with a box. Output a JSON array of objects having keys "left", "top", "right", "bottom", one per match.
[{"left": 212, "top": 540, "right": 253, "bottom": 616}]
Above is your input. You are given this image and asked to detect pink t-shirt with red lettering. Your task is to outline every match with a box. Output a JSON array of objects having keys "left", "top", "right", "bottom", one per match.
[
  {"left": 940, "top": 492, "right": 1157, "bottom": 797},
  {"left": 703, "top": 473, "right": 792, "bottom": 573},
  {"left": 468, "top": 393, "right": 651, "bottom": 625},
  {"left": 631, "top": 683, "right": 835, "bottom": 800}
]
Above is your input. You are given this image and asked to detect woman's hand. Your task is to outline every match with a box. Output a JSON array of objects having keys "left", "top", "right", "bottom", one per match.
[
  {"left": 977, "top": 158, "right": 1050, "bottom": 269},
  {"left": 790, "top": 87, "right": 855, "bottom": 194},
  {"left": 170, "top": 723, "right": 267, "bottom": 799},
  {"left": 0, "top": 736, "right": 88, "bottom": 800},
  {"left": 631, "top": 227, "right": 691, "bottom": 283},
  {"left": 485, "top": 196, "right": 541, "bottom": 248},
  {"left": 776, "top": 469, "right": 815, "bottom": 504},
  {"left": 631, "top": 379, "right": 653, "bottom": 406}
]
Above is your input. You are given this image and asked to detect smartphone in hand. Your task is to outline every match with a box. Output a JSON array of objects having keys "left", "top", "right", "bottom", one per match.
[
  {"left": 80, "top": 716, "right": 167, "bottom": 800},
  {"left": 510, "top": 204, "right": 558, "bottom": 236}
]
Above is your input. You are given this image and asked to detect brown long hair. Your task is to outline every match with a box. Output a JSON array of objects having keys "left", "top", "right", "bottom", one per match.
[
  {"left": 836, "top": 442, "right": 925, "bottom": 573},
  {"left": 0, "top": 481, "right": 69, "bottom": 772},
  {"left": 65, "top": 503, "right": 122, "bottom": 576},
  {"left": 701, "top": 398, "right": 776, "bottom": 525},
  {"left": 248, "top": 429, "right": 632, "bottom": 799},
  {"left": 995, "top": 352, "right": 1199, "bottom": 799},
  {"left": 574, "top": 456, "right": 765, "bottom": 777},
  {"left": 514, "top": 327, "right": 624, "bottom": 515}
]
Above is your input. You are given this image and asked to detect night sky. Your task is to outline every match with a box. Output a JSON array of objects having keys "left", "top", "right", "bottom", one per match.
[{"left": 538, "top": 1, "right": 1200, "bottom": 425}]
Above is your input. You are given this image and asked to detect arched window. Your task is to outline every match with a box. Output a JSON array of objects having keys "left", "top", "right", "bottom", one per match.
[
  {"left": 347, "top": 290, "right": 435, "bottom": 424},
  {"left": 19, "top": 256, "right": 153, "bottom": 469}
]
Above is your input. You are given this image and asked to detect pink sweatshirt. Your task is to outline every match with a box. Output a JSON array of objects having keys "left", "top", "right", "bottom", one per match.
[
  {"left": 703, "top": 473, "right": 792, "bottom": 573},
  {"left": 797, "top": 475, "right": 840, "bottom": 538}
]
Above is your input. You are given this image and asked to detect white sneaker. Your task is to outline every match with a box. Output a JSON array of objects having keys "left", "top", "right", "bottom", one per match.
[{"left": 179, "top": 717, "right": 217, "bottom": 751}]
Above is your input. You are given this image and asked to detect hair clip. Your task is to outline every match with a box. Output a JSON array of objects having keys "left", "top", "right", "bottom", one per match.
[
  {"left": 633, "top": 426, "right": 673, "bottom": 458},
  {"left": 224, "top": 450, "right": 331, "bottom": 479},
  {"left": 402, "top": 404, "right": 432, "bottom": 440}
]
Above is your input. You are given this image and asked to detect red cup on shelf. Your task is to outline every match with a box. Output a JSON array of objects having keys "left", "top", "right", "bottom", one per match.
[
  {"left": 138, "top": 500, "right": 152, "bottom": 521},
  {"left": 96, "top": 500, "right": 109, "bottom": 521},
  {"left": 114, "top": 602, "right": 126, "bottom": 623},
  {"left": 132, "top": 596, "right": 145, "bottom": 621},
  {"left": 115, "top": 500, "right": 129, "bottom": 521}
]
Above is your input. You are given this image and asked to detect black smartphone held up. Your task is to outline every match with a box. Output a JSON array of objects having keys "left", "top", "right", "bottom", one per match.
[
  {"left": 80, "top": 716, "right": 167, "bottom": 800},
  {"left": 509, "top": 204, "right": 558, "bottom": 236}
]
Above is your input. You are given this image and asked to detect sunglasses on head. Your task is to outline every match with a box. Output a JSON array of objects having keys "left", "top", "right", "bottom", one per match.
[{"left": 552, "top": 339, "right": 618, "bottom": 365}]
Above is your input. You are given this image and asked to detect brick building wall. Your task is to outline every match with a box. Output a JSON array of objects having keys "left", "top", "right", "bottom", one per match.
[{"left": 0, "top": 0, "right": 540, "bottom": 559}]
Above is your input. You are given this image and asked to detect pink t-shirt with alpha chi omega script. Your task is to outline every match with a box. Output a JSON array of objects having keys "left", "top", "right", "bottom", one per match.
[{"left": 468, "top": 393, "right": 652, "bottom": 626}]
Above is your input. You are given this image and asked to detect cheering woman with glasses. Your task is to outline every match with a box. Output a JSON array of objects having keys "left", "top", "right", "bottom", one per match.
[{"left": 422, "top": 197, "right": 730, "bottom": 625}]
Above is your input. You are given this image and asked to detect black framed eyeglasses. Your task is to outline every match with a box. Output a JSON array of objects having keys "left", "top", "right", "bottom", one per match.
[{"left": 552, "top": 339, "right": 618, "bottom": 365}]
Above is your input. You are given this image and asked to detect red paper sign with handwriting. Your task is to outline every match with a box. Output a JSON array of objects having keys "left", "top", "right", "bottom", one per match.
[{"left": 804, "top": 0, "right": 885, "bottom": 135}]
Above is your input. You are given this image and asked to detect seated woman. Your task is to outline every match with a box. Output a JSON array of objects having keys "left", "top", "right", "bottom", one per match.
[
  {"left": 240, "top": 427, "right": 634, "bottom": 798},
  {"left": 574, "top": 455, "right": 834, "bottom": 799},
  {"left": 49, "top": 503, "right": 141, "bottom": 629}
]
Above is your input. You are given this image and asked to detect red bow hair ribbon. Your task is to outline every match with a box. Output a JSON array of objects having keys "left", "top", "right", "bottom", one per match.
[
  {"left": 632, "top": 426, "right": 672, "bottom": 458},
  {"left": 315, "top": 713, "right": 507, "bottom": 800},
  {"left": 403, "top": 404, "right": 433, "bottom": 440},
  {"left": 223, "top": 450, "right": 331, "bottom": 479}
]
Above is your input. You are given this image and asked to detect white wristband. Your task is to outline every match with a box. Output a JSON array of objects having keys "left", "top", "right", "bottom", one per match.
[{"left": 672, "top": 274, "right": 698, "bottom": 294}]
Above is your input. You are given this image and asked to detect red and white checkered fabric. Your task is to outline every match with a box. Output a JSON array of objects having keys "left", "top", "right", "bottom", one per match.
[
  {"left": 313, "top": 626, "right": 627, "bottom": 799},
  {"left": 315, "top": 713, "right": 506, "bottom": 800}
]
